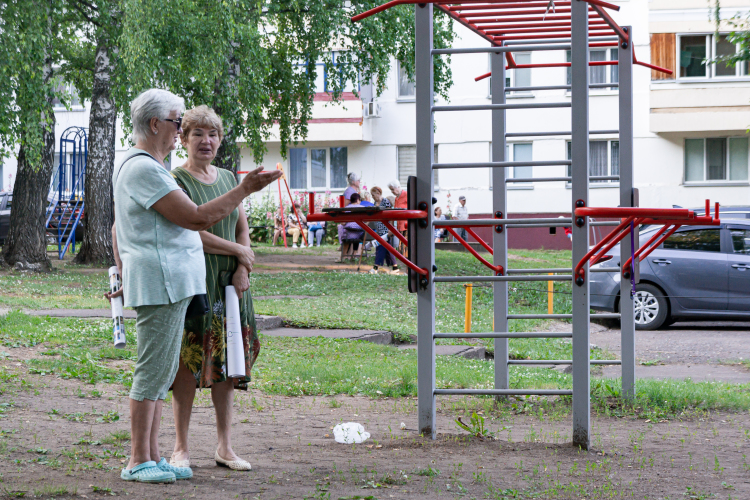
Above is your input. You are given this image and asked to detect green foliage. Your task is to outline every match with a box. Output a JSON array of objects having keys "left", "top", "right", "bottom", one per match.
[
  {"left": 710, "top": 2, "right": 750, "bottom": 69},
  {"left": 455, "top": 411, "right": 493, "bottom": 438},
  {"left": 119, "top": 0, "right": 454, "bottom": 163},
  {"left": 0, "top": 0, "right": 72, "bottom": 167}
]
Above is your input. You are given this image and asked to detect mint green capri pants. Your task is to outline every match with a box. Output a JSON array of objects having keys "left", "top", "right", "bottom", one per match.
[{"left": 129, "top": 297, "right": 191, "bottom": 401}]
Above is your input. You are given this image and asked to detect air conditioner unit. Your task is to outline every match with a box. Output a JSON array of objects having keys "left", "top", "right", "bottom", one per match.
[{"left": 365, "top": 101, "right": 381, "bottom": 118}]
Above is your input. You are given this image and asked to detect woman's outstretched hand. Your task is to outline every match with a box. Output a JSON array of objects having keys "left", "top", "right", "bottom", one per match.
[
  {"left": 104, "top": 288, "right": 124, "bottom": 302},
  {"left": 239, "top": 167, "right": 283, "bottom": 195}
]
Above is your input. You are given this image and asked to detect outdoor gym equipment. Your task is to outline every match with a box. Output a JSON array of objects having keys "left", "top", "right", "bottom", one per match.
[{"left": 316, "top": 0, "right": 708, "bottom": 449}]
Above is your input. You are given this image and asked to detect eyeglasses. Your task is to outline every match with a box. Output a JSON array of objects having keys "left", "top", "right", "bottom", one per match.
[{"left": 163, "top": 117, "right": 182, "bottom": 129}]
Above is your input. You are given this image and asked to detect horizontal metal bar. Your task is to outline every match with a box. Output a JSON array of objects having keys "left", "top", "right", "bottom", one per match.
[
  {"left": 506, "top": 129, "right": 618, "bottom": 137},
  {"left": 591, "top": 221, "right": 620, "bottom": 226},
  {"left": 506, "top": 177, "right": 568, "bottom": 183},
  {"left": 591, "top": 267, "right": 621, "bottom": 273},
  {"left": 432, "top": 102, "right": 571, "bottom": 112},
  {"left": 504, "top": 37, "right": 618, "bottom": 45},
  {"left": 435, "top": 389, "right": 573, "bottom": 396},
  {"left": 434, "top": 275, "right": 572, "bottom": 283},
  {"left": 433, "top": 160, "right": 571, "bottom": 169},
  {"left": 591, "top": 175, "right": 620, "bottom": 180},
  {"left": 434, "top": 217, "right": 572, "bottom": 226},
  {"left": 505, "top": 84, "right": 617, "bottom": 92},
  {"left": 508, "top": 359, "right": 622, "bottom": 365},
  {"left": 433, "top": 332, "right": 573, "bottom": 339},
  {"left": 508, "top": 222, "right": 571, "bottom": 228},
  {"left": 506, "top": 268, "right": 571, "bottom": 274},
  {"left": 432, "top": 44, "right": 571, "bottom": 55},
  {"left": 508, "top": 313, "right": 572, "bottom": 319}
]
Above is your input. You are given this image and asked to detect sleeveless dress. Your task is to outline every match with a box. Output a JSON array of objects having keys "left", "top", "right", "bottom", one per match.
[{"left": 170, "top": 166, "right": 259, "bottom": 390}]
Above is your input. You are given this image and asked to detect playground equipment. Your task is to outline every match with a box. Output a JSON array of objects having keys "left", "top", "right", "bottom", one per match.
[
  {"left": 312, "top": 0, "right": 718, "bottom": 449},
  {"left": 46, "top": 126, "right": 87, "bottom": 259}
]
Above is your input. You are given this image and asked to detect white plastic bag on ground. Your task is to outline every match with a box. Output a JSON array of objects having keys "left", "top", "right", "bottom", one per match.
[{"left": 332, "top": 422, "right": 370, "bottom": 444}]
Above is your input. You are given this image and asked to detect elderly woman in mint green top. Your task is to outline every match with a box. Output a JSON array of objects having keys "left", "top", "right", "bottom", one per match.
[{"left": 109, "top": 89, "right": 281, "bottom": 485}]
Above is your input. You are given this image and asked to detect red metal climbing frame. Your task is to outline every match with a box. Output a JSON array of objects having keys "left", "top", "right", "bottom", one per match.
[{"left": 573, "top": 199, "right": 721, "bottom": 283}]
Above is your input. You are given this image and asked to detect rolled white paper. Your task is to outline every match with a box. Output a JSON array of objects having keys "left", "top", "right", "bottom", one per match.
[
  {"left": 225, "top": 285, "right": 246, "bottom": 378},
  {"left": 108, "top": 266, "right": 126, "bottom": 349}
]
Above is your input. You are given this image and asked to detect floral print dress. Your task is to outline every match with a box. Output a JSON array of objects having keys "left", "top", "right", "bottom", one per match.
[{"left": 171, "top": 167, "right": 259, "bottom": 390}]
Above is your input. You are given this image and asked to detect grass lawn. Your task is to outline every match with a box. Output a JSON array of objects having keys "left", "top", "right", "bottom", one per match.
[{"left": 2, "top": 311, "right": 750, "bottom": 421}]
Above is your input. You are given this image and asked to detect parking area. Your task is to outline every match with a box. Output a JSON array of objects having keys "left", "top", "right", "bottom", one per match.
[{"left": 593, "top": 321, "right": 750, "bottom": 383}]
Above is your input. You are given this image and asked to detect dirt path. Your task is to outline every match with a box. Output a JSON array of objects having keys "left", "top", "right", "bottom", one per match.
[{"left": 1, "top": 368, "right": 750, "bottom": 499}]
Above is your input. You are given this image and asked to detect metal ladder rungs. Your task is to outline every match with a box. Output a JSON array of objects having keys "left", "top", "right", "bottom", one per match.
[
  {"left": 506, "top": 129, "right": 618, "bottom": 137},
  {"left": 432, "top": 102, "right": 571, "bottom": 112},
  {"left": 508, "top": 313, "right": 621, "bottom": 320},
  {"left": 506, "top": 268, "right": 571, "bottom": 274},
  {"left": 433, "top": 332, "right": 572, "bottom": 339},
  {"left": 434, "top": 389, "right": 573, "bottom": 396}
]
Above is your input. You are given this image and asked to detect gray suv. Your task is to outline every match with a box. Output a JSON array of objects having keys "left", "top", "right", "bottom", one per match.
[{"left": 590, "top": 219, "right": 750, "bottom": 330}]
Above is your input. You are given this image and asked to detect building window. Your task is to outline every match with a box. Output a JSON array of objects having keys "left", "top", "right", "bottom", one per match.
[
  {"left": 397, "top": 60, "right": 415, "bottom": 99},
  {"left": 51, "top": 81, "right": 81, "bottom": 110},
  {"left": 506, "top": 143, "right": 533, "bottom": 182},
  {"left": 566, "top": 140, "right": 620, "bottom": 183},
  {"left": 288, "top": 147, "right": 348, "bottom": 190},
  {"left": 296, "top": 51, "right": 356, "bottom": 94},
  {"left": 678, "top": 34, "right": 748, "bottom": 79},
  {"left": 566, "top": 49, "right": 618, "bottom": 87},
  {"left": 397, "top": 145, "right": 439, "bottom": 189},
  {"left": 330, "top": 147, "right": 348, "bottom": 189},
  {"left": 684, "top": 137, "right": 749, "bottom": 183}
]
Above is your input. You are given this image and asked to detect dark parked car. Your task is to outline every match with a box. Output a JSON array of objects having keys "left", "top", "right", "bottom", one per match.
[
  {"left": 0, "top": 191, "right": 11, "bottom": 245},
  {"left": 590, "top": 219, "right": 750, "bottom": 330}
]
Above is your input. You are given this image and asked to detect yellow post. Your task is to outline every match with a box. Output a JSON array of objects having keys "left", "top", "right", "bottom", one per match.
[
  {"left": 547, "top": 273, "right": 554, "bottom": 315},
  {"left": 464, "top": 283, "right": 473, "bottom": 334}
]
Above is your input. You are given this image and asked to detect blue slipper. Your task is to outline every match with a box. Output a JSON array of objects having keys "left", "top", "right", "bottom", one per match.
[
  {"left": 121, "top": 461, "right": 176, "bottom": 483},
  {"left": 156, "top": 457, "right": 193, "bottom": 480}
]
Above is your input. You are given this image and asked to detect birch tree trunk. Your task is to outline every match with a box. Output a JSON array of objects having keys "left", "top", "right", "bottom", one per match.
[
  {"left": 75, "top": 42, "right": 117, "bottom": 265},
  {"left": 213, "top": 46, "right": 241, "bottom": 177}
]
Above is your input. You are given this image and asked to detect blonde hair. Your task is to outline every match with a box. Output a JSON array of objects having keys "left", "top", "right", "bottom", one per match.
[{"left": 180, "top": 105, "right": 224, "bottom": 141}]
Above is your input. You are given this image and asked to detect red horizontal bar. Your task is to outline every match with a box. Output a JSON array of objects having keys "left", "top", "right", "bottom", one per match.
[
  {"left": 479, "top": 20, "right": 606, "bottom": 30},
  {"left": 453, "top": 1, "right": 570, "bottom": 11},
  {"left": 473, "top": 13, "right": 594, "bottom": 24},
  {"left": 307, "top": 210, "right": 428, "bottom": 223},
  {"left": 464, "top": 9, "right": 574, "bottom": 20},
  {"left": 474, "top": 59, "right": 618, "bottom": 81},
  {"left": 576, "top": 207, "right": 694, "bottom": 219},
  {"left": 485, "top": 24, "right": 614, "bottom": 35},
  {"left": 494, "top": 31, "right": 615, "bottom": 41},
  {"left": 589, "top": 3, "right": 628, "bottom": 41}
]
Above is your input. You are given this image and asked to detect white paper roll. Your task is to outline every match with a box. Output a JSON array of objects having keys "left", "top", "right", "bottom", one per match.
[
  {"left": 225, "top": 286, "right": 246, "bottom": 378},
  {"left": 108, "top": 266, "right": 126, "bottom": 349}
]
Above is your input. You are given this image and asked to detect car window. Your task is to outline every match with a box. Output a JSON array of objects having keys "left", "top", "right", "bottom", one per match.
[
  {"left": 730, "top": 229, "right": 750, "bottom": 255},
  {"left": 662, "top": 229, "right": 721, "bottom": 252}
]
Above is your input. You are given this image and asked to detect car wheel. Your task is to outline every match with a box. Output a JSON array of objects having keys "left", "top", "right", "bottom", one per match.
[{"left": 633, "top": 284, "right": 668, "bottom": 331}]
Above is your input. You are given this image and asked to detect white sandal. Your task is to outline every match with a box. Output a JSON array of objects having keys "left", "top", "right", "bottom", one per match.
[
  {"left": 215, "top": 450, "right": 251, "bottom": 471},
  {"left": 169, "top": 456, "right": 190, "bottom": 468}
]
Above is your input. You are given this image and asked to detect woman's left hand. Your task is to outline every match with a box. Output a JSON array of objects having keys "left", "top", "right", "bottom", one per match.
[{"left": 233, "top": 266, "right": 250, "bottom": 299}]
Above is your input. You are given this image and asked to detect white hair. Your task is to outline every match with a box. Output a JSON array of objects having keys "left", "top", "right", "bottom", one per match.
[
  {"left": 130, "top": 89, "right": 185, "bottom": 143},
  {"left": 347, "top": 172, "right": 360, "bottom": 186},
  {"left": 387, "top": 179, "right": 401, "bottom": 191}
]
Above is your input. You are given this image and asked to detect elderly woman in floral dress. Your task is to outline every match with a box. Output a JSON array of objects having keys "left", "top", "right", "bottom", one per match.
[{"left": 168, "top": 105, "right": 260, "bottom": 471}]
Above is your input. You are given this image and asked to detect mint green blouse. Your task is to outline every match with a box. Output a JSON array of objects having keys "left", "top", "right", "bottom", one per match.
[{"left": 113, "top": 148, "right": 206, "bottom": 308}]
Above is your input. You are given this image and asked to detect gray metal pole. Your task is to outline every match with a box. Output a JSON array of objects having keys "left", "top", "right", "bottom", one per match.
[
  {"left": 491, "top": 48, "right": 509, "bottom": 394},
  {"left": 571, "top": 0, "right": 591, "bottom": 450},
  {"left": 619, "top": 26, "right": 636, "bottom": 400},
  {"left": 415, "top": 3, "right": 436, "bottom": 439}
]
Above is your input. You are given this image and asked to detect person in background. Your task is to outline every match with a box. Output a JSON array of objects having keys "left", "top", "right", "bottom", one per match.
[
  {"left": 360, "top": 191, "right": 375, "bottom": 207},
  {"left": 453, "top": 195, "right": 469, "bottom": 241},
  {"left": 339, "top": 172, "right": 362, "bottom": 246},
  {"left": 369, "top": 187, "right": 401, "bottom": 275},
  {"left": 341, "top": 193, "right": 365, "bottom": 258},
  {"left": 271, "top": 208, "right": 285, "bottom": 246},
  {"left": 434, "top": 206, "right": 447, "bottom": 242},
  {"left": 387, "top": 180, "right": 408, "bottom": 254},
  {"left": 286, "top": 201, "right": 307, "bottom": 249},
  {"left": 307, "top": 220, "right": 325, "bottom": 247}
]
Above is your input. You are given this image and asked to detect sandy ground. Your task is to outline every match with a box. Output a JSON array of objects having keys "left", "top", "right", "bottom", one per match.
[{"left": 1, "top": 368, "right": 749, "bottom": 500}]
